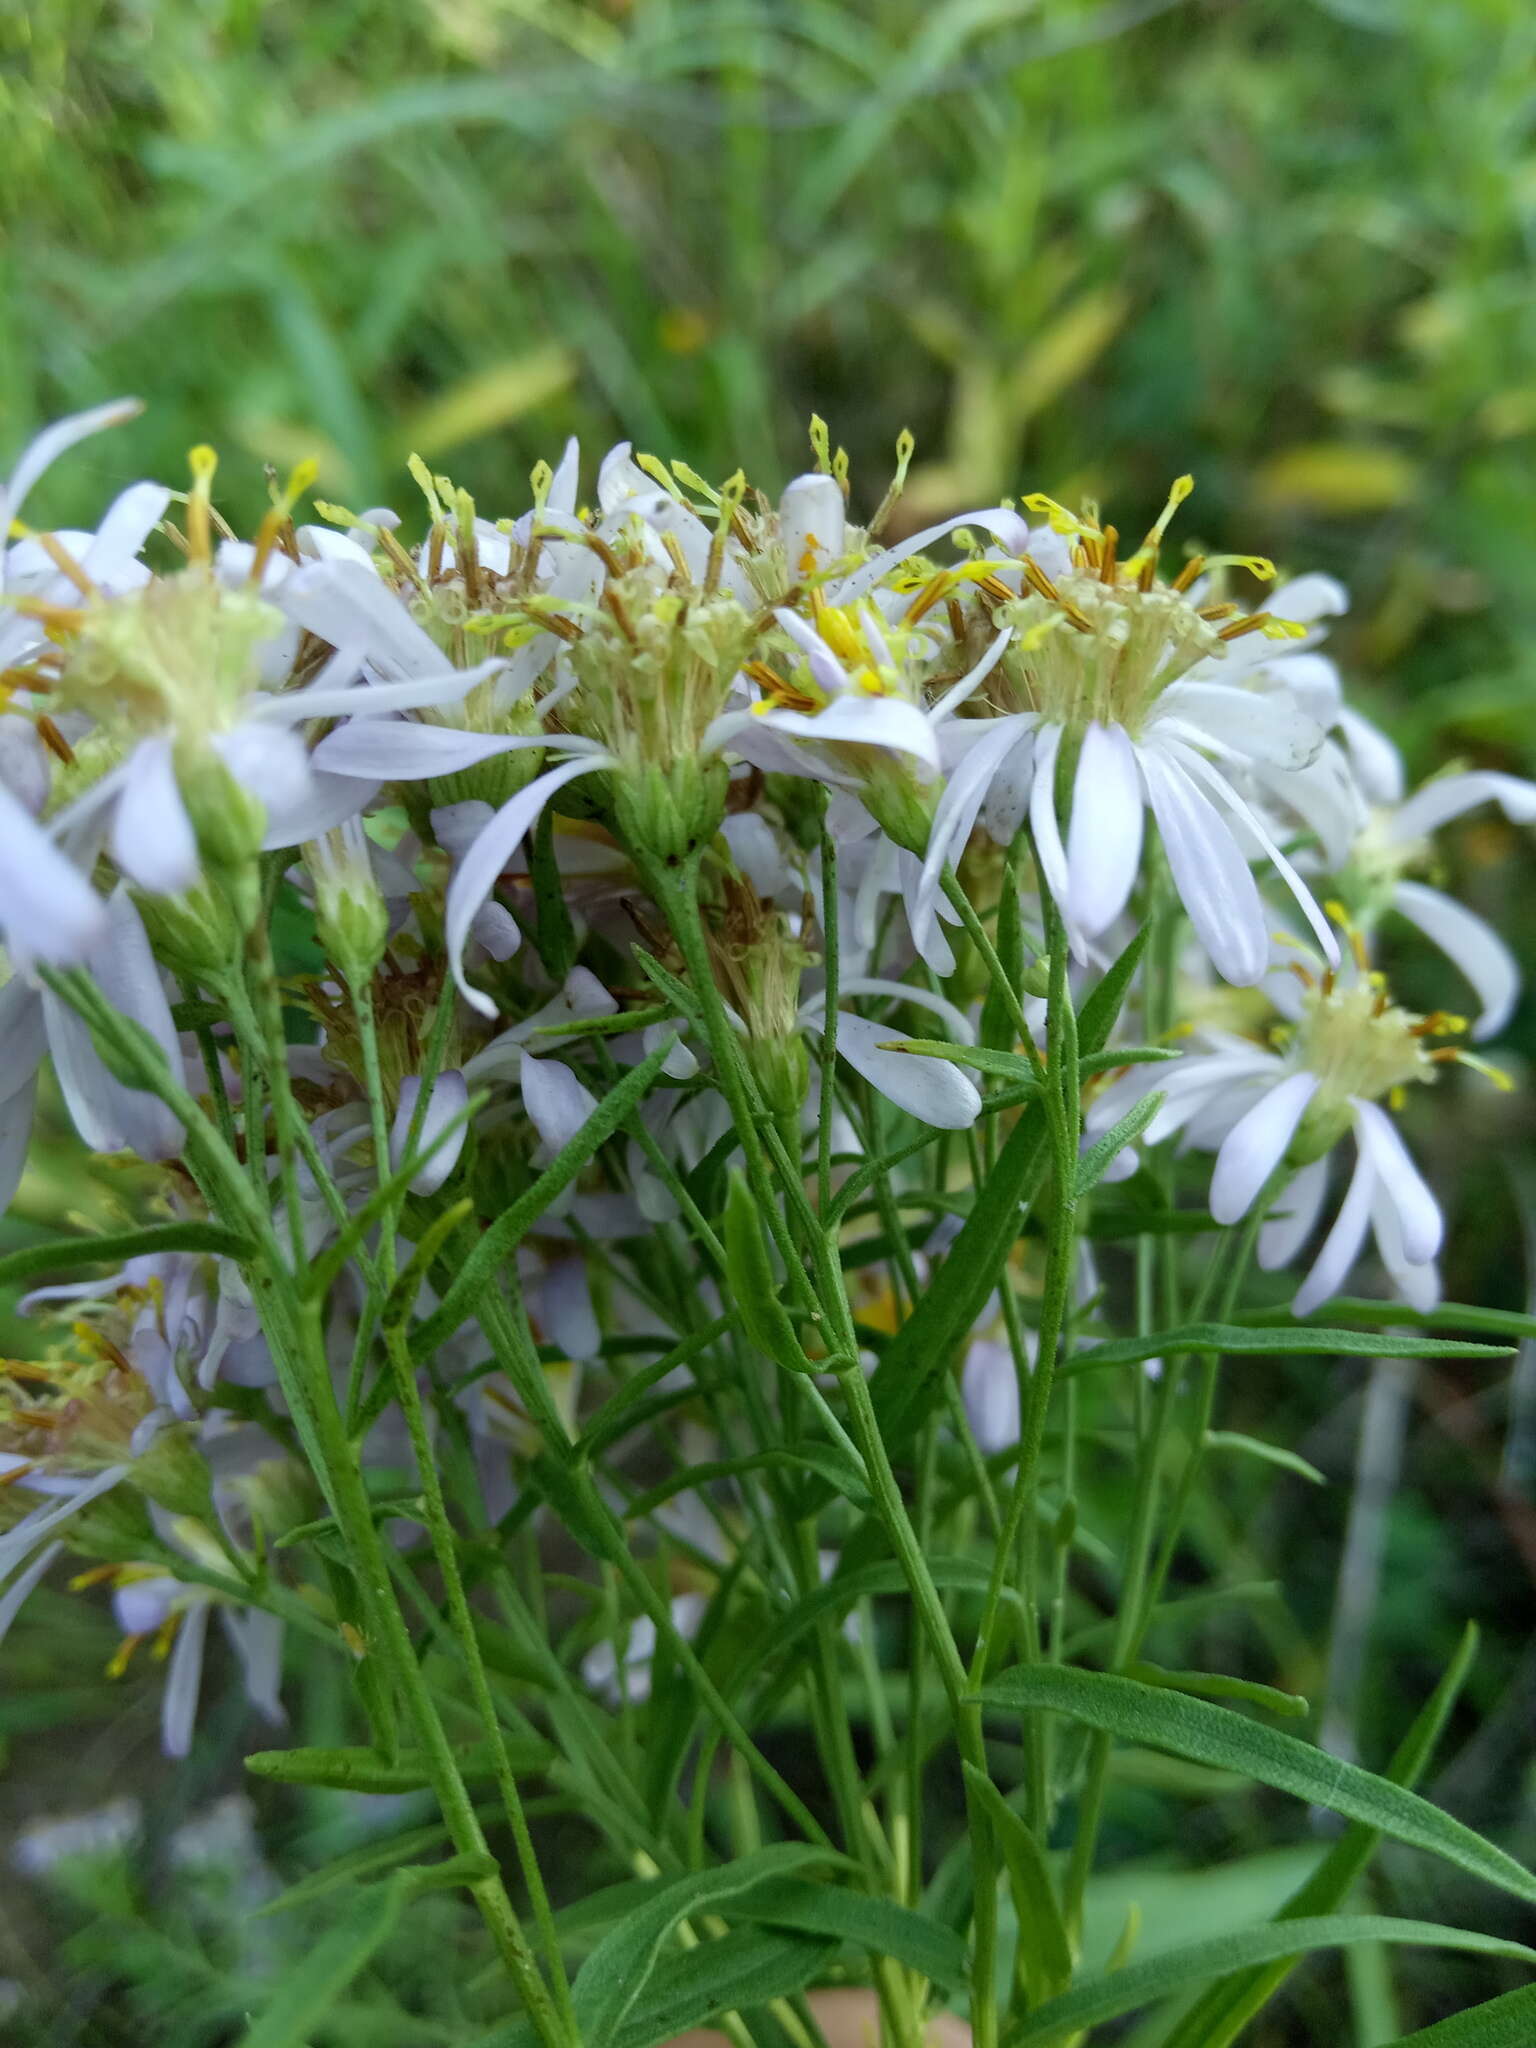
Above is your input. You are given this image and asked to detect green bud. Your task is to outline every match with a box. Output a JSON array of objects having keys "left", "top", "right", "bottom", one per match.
[{"left": 306, "top": 820, "right": 389, "bottom": 983}]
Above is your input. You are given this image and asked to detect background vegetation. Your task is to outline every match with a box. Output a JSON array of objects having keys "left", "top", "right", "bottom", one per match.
[{"left": 5, "top": 1, "right": 1536, "bottom": 2040}]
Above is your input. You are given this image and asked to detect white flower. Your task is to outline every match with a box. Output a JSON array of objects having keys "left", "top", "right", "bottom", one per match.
[
  {"left": 915, "top": 487, "right": 1342, "bottom": 985},
  {"left": 1087, "top": 953, "right": 1465, "bottom": 1313}
]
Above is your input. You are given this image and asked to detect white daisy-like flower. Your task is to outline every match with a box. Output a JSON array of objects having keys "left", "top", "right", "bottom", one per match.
[
  {"left": 1086, "top": 941, "right": 1494, "bottom": 1313},
  {"left": 913, "top": 482, "right": 1343, "bottom": 985}
]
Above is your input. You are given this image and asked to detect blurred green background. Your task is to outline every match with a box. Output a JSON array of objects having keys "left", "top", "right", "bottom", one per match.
[{"left": 7, "top": 1, "right": 1536, "bottom": 2040}]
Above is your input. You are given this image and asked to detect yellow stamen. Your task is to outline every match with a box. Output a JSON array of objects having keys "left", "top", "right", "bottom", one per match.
[
  {"left": 106, "top": 1632, "right": 147, "bottom": 1680},
  {"left": 186, "top": 445, "right": 218, "bottom": 566}
]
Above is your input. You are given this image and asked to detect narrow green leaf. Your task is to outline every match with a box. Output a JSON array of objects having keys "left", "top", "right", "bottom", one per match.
[
  {"left": 1127, "top": 1661, "right": 1309, "bottom": 1718},
  {"left": 869, "top": 1103, "right": 1048, "bottom": 1451},
  {"left": 236, "top": 1880, "right": 405, "bottom": 2047},
  {"left": 1066, "top": 1324, "right": 1512, "bottom": 1374},
  {"left": 1074, "top": 1090, "right": 1164, "bottom": 1197},
  {"left": 878, "top": 1039, "right": 1044, "bottom": 1089},
  {"left": 611, "top": 1925, "right": 836, "bottom": 2048},
  {"left": 962, "top": 1764, "right": 1072, "bottom": 2002},
  {"left": 1381, "top": 1983, "right": 1536, "bottom": 2046},
  {"left": 411, "top": 1033, "right": 677, "bottom": 1356},
  {"left": 244, "top": 1737, "right": 551, "bottom": 1793},
  {"left": 1078, "top": 1045, "right": 1182, "bottom": 1074},
  {"left": 256, "top": 1820, "right": 455, "bottom": 1917},
  {"left": 1204, "top": 1429, "right": 1327, "bottom": 1486},
  {"left": 977, "top": 1666, "right": 1536, "bottom": 1906},
  {"left": 1077, "top": 922, "right": 1152, "bottom": 1055},
  {"left": 579, "top": 1315, "right": 733, "bottom": 1457},
  {"left": 1239, "top": 1297, "right": 1536, "bottom": 1345},
  {"left": 624, "top": 1447, "right": 871, "bottom": 1520},
  {"left": 1163, "top": 1622, "right": 1481, "bottom": 2048},
  {"left": 723, "top": 1169, "right": 819, "bottom": 1373},
  {"left": 730, "top": 1876, "right": 967, "bottom": 1988},
  {"left": 999, "top": 1916, "right": 1536, "bottom": 2047},
  {"left": 0, "top": 1219, "right": 252, "bottom": 1290},
  {"left": 305, "top": 1090, "right": 485, "bottom": 1303},
  {"left": 979, "top": 875, "right": 1025, "bottom": 1050},
  {"left": 570, "top": 1845, "right": 847, "bottom": 2047}
]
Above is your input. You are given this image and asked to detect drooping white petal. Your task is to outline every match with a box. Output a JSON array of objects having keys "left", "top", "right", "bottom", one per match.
[
  {"left": 0, "top": 1538, "right": 62, "bottom": 1650},
  {"left": 261, "top": 768, "right": 375, "bottom": 849},
  {"left": 1352, "top": 1099, "right": 1442, "bottom": 1265},
  {"left": 1209, "top": 1071, "right": 1319, "bottom": 1224},
  {"left": 756, "top": 695, "right": 941, "bottom": 768},
  {"left": 161, "top": 1597, "right": 210, "bottom": 1759},
  {"left": 1392, "top": 881, "right": 1519, "bottom": 1041},
  {"left": 927, "top": 626, "right": 1014, "bottom": 724},
  {"left": 1293, "top": 1141, "right": 1377, "bottom": 1316},
  {"left": 1268, "top": 573, "right": 1350, "bottom": 627},
  {"left": 825, "top": 508, "right": 1027, "bottom": 608},
  {"left": 275, "top": 557, "right": 449, "bottom": 677},
  {"left": 1138, "top": 747, "right": 1269, "bottom": 985},
  {"left": 42, "top": 892, "right": 184, "bottom": 1158},
  {"left": 520, "top": 1051, "right": 599, "bottom": 1155},
  {"left": 110, "top": 738, "right": 199, "bottom": 894},
  {"left": 961, "top": 1339, "right": 1021, "bottom": 1454},
  {"left": 313, "top": 720, "right": 561, "bottom": 781},
  {"left": 0, "top": 715, "right": 50, "bottom": 817},
  {"left": 82, "top": 481, "right": 173, "bottom": 584},
  {"left": 1369, "top": 1179, "right": 1440, "bottom": 1312},
  {"left": 0, "top": 399, "right": 142, "bottom": 557},
  {"left": 446, "top": 758, "right": 610, "bottom": 1017},
  {"left": 1393, "top": 771, "right": 1536, "bottom": 842},
  {"left": 224, "top": 1606, "right": 285, "bottom": 1725},
  {"left": 831, "top": 1012, "right": 982, "bottom": 1129},
  {"left": 391, "top": 1069, "right": 470, "bottom": 1195},
  {"left": 0, "top": 1465, "right": 130, "bottom": 1580},
  {"left": 1028, "top": 721, "right": 1071, "bottom": 917},
  {"left": 212, "top": 722, "right": 314, "bottom": 819},
  {"left": 1163, "top": 740, "right": 1339, "bottom": 969},
  {"left": 1155, "top": 683, "right": 1324, "bottom": 771},
  {"left": 1066, "top": 721, "right": 1145, "bottom": 936},
  {"left": 1258, "top": 1154, "right": 1330, "bottom": 1271},
  {"left": 541, "top": 1257, "right": 601, "bottom": 1360},
  {"left": 0, "top": 1070, "right": 38, "bottom": 1215},
  {"left": 807, "top": 976, "right": 976, "bottom": 1047},
  {"left": 0, "top": 779, "right": 108, "bottom": 965},
  {"left": 916, "top": 712, "right": 1035, "bottom": 949},
  {"left": 1337, "top": 706, "right": 1404, "bottom": 806},
  {"left": 256, "top": 653, "right": 511, "bottom": 725}
]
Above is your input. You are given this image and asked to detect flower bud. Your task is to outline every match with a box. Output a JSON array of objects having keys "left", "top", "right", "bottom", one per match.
[{"left": 306, "top": 818, "right": 389, "bottom": 983}]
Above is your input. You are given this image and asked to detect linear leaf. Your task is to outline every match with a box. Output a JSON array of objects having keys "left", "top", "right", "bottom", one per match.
[
  {"left": 1204, "top": 1429, "right": 1327, "bottom": 1486},
  {"left": 1238, "top": 1297, "right": 1536, "bottom": 1345},
  {"left": 1381, "top": 1984, "right": 1536, "bottom": 2046},
  {"left": 623, "top": 1447, "right": 872, "bottom": 1520},
  {"left": 236, "top": 1880, "right": 405, "bottom": 2047},
  {"left": 244, "top": 1738, "right": 551, "bottom": 1794},
  {"left": 411, "top": 1033, "right": 677, "bottom": 1356},
  {"left": 0, "top": 1220, "right": 252, "bottom": 1289},
  {"left": 570, "top": 1845, "right": 847, "bottom": 2047},
  {"left": 878, "top": 1039, "right": 1044, "bottom": 1089},
  {"left": 1074, "top": 1091, "right": 1164, "bottom": 1197},
  {"left": 868, "top": 1103, "right": 1048, "bottom": 1451},
  {"left": 1000, "top": 1916, "right": 1536, "bottom": 2046},
  {"left": 729, "top": 1876, "right": 967, "bottom": 1988},
  {"left": 962, "top": 1764, "right": 1072, "bottom": 2002},
  {"left": 977, "top": 1666, "right": 1536, "bottom": 1906},
  {"left": 611, "top": 1925, "right": 836, "bottom": 2048},
  {"left": 1066, "top": 1324, "right": 1512, "bottom": 1375},
  {"left": 1162, "top": 1622, "right": 1481, "bottom": 2048}
]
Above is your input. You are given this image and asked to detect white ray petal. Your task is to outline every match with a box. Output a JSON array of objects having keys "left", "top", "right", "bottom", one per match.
[
  {"left": 1259, "top": 1154, "right": 1331, "bottom": 1271},
  {"left": 1210, "top": 1071, "right": 1319, "bottom": 1224},
  {"left": 1137, "top": 747, "right": 1268, "bottom": 986},
  {"left": 1393, "top": 881, "right": 1519, "bottom": 1041},
  {"left": 1393, "top": 770, "right": 1536, "bottom": 842},
  {"left": 831, "top": 1012, "right": 981, "bottom": 1129},
  {"left": 1294, "top": 1142, "right": 1377, "bottom": 1316},
  {"left": 1066, "top": 721, "right": 1145, "bottom": 936},
  {"left": 110, "top": 739, "right": 199, "bottom": 894},
  {"left": 313, "top": 721, "right": 564, "bottom": 781},
  {"left": 391, "top": 1069, "right": 470, "bottom": 1195},
  {"left": 1353, "top": 1098, "right": 1441, "bottom": 1265},
  {"left": 446, "top": 758, "right": 611, "bottom": 1017}
]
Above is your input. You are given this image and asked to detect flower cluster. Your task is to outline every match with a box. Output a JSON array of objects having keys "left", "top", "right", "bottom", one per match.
[{"left": 0, "top": 399, "right": 1527, "bottom": 1773}]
